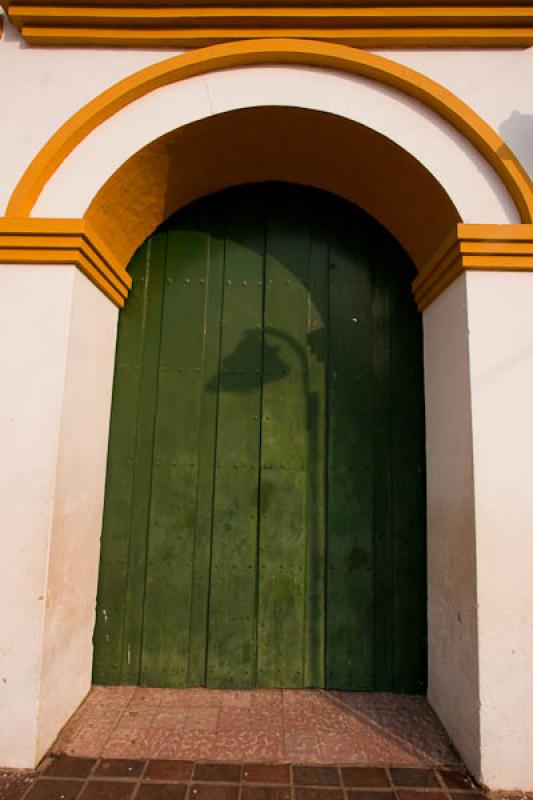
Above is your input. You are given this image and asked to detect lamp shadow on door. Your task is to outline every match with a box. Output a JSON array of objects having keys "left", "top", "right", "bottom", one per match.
[{"left": 206, "top": 324, "right": 327, "bottom": 685}]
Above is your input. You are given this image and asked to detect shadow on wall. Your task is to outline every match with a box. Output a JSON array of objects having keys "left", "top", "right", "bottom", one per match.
[{"left": 499, "top": 111, "right": 533, "bottom": 178}]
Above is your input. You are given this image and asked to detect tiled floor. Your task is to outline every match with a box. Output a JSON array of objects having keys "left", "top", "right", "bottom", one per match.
[
  {"left": 51, "top": 688, "right": 459, "bottom": 766},
  {"left": 0, "top": 755, "right": 487, "bottom": 800}
]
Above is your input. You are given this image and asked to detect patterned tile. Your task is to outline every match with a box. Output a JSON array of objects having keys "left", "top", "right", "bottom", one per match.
[
  {"left": 283, "top": 734, "right": 321, "bottom": 763},
  {"left": 319, "top": 733, "right": 362, "bottom": 762},
  {"left": 215, "top": 734, "right": 283, "bottom": 763},
  {"left": 150, "top": 710, "right": 188, "bottom": 731},
  {"left": 53, "top": 686, "right": 462, "bottom": 768},
  {"left": 115, "top": 710, "right": 157, "bottom": 731},
  {"left": 220, "top": 693, "right": 252, "bottom": 710},
  {"left": 217, "top": 711, "right": 251, "bottom": 733},
  {"left": 184, "top": 710, "right": 219, "bottom": 734},
  {"left": 64, "top": 731, "right": 111, "bottom": 758},
  {"left": 172, "top": 734, "right": 218, "bottom": 761}
]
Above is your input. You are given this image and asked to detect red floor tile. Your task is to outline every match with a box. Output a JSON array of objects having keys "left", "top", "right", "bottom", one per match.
[
  {"left": 294, "top": 789, "right": 343, "bottom": 800},
  {"left": 144, "top": 761, "right": 193, "bottom": 782},
  {"left": 292, "top": 766, "right": 341, "bottom": 787},
  {"left": 53, "top": 686, "right": 461, "bottom": 767},
  {"left": 188, "top": 787, "right": 238, "bottom": 800},
  {"left": 45, "top": 757, "right": 96, "bottom": 778},
  {"left": 242, "top": 765, "right": 290, "bottom": 784},
  {"left": 0, "top": 772, "right": 37, "bottom": 800},
  {"left": 192, "top": 764, "right": 241, "bottom": 783},
  {"left": 396, "top": 792, "right": 448, "bottom": 800},
  {"left": 79, "top": 781, "right": 135, "bottom": 800},
  {"left": 26, "top": 780, "right": 84, "bottom": 800},
  {"left": 136, "top": 785, "right": 187, "bottom": 800},
  {"left": 94, "top": 760, "right": 145, "bottom": 778},
  {"left": 241, "top": 789, "right": 291, "bottom": 800},
  {"left": 439, "top": 770, "right": 475, "bottom": 790},
  {"left": 340, "top": 767, "right": 390, "bottom": 787},
  {"left": 390, "top": 768, "right": 441, "bottom": 788}
]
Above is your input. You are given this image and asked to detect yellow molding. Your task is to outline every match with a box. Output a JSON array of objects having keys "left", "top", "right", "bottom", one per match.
[
  {"left": 10, "top": 6, "right": 533, "bottom": 27},
  {"left": 6, "top": 39, "right": 533, "bottom": 225},
  {"left": 18, "top": 25, "right": 533, "bottom": 49},
  {"left": 0, "top": 218, "right": 129, "bottom": 306},
  {"left": 413, "top": 224, "right": 533, "bottom": 309},
  {"left": 6, "top": 3, "right": 533, "bottom": 48}
]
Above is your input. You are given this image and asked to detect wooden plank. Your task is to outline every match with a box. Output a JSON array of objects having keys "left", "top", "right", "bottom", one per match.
[
  {"left": 187, "top": 206, "right": 226, "bottom": 686},
  {"left": 390, "top": 244, "right": 427, "bottom": 693},
  {"left": 326, "top": 207, "right": 374, "bottom": 690},
  {"left": 257, "top": 186, "right": 311, "bottom": 687},
  {"left": 303, "top": 197, "right": 329, "bottom": 688},
  {"left": 370, "top": 231, "right": 394, "bottom": 691},
  {"left": 140, "top": 211, "right": 213, "bottom": 686},
  {"left": 93, "top": 234, "right": 166, "bottom": 684},
  {"left": 206, "top": 191, "right": 265, "bottom": 688}
]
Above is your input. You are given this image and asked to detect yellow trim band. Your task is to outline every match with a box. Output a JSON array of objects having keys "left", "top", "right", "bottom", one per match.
[
  {"left": 6, "top": 3, "right": 533, "bottom": 49},
  {"left": 413, "top": 224, "right": 533, "bottom": 309},
  {"left": 0, "top": 218, "right": 131, "bottom": 307},
  {"left": 6, "top": 39, "right": 533, "bottom": 224},
  {"left": 3, "top": 219, "right": 533, "bottom": 311}
]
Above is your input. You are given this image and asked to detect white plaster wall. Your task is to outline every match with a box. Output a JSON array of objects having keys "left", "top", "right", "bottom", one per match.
[
  {"left": 30, "top": 65, "right": 517, "bottom": 226},
  {"left": 466, "top": 271, "right": 533, "bottom": 790},
  {"left": 0, "top": 13, "right": 182, "bottom": 215},
  {"left": 380, "top": 49, "right": 533, "bottom": 179},
  {"left": 422, "top": 276, "right": 480, "bottom": 777},
  {"left": 36, "top": 270, "right": 118, "bottom": 759},
  {"left": 0, "top": 265, "right": 75, "bottom": 767},
  {"left": 0, "top": 264, "right": 118, "bottom": 767}
]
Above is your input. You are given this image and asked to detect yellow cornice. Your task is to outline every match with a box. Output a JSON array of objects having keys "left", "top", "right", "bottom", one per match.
[
  {"left": 413, "top": 224, "right": 533, "bottom": 309},
  {"left": 3, "top": 219, "right": 533, "bottom": 311},
  {"left": 4, "top": 3, "right": 533, "bottom": 49},
  {"left": 0, "top": 218, "right": 130, "bottom": 306}
]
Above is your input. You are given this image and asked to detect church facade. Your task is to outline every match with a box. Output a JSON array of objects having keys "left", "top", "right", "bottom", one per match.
[{"left": 1, "top": 3, "right": 533, "bottom": 791}]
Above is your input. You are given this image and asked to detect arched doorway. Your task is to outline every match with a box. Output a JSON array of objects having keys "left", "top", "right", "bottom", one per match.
[{"left": 93, "top": 183, "right": 426, "bottom": 693}]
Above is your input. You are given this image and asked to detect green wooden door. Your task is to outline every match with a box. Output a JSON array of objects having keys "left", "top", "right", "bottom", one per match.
[{"left": 93, "top": 184, "right": 426, "bottom": 693}]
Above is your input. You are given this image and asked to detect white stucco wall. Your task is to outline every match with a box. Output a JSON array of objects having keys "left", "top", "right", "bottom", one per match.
[
  {"left": 423, "top": 276, "right": 480, "bottom": 777},
  {"left": 31, "top": 65, "right": 517, "bottom": 226},
  {"left": 466, "top": 271, "right": 533, "bottom": 790},
  {"left": 0, "top": 264, "right": 118, "bottom": 767},
  {"left": 424, "top": 271, "right": 533, "bottom": 790}
]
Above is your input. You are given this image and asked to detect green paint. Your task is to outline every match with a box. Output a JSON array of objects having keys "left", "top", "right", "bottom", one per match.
[{"left": 93, "top": 184, "right": 426, "bottom": 692}]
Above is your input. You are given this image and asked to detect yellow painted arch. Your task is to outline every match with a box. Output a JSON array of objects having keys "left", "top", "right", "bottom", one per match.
[{"left": 6, "top": 37, "right": 533, "bottom": 223}]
